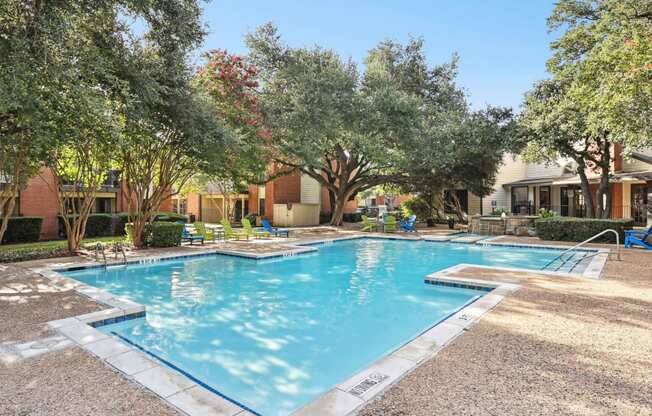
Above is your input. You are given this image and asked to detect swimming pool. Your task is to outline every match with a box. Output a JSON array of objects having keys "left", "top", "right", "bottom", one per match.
[{"left": 64, "top": 238, "right": 587, "bottom": 415}]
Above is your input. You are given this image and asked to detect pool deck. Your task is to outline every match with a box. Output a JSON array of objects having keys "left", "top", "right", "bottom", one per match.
[{"left": 1, "top": 229, "right": 651, "bottom": 415}]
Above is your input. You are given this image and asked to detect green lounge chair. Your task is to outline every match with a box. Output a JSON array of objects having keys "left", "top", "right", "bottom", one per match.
[
  {"left": 193, "top": 222, "right": 216, "bottom": 242},
  {"left": 220, "top": 219, "right": 249, "bottom": 240},
  {"left": 242, "top": 218, "right": 269, "bottom": 239},
  {"left": 361, "top": 215, "right": 378, "bottom": 232},
  {"left": 383, "top": 215, "right": 398, "bottom": 233}
]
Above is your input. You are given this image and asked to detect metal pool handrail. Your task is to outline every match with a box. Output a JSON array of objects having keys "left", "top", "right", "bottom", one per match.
[{"left": 541, "top": 228, "right": 621, "bottom": 271}]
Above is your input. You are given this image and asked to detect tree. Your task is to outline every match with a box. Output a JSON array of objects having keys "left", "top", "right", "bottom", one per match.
[
  {"left": 0, "top": 1, "right": 67, "bottom": 243},
  {"left": 548, "top": 0, "right": 652, "bottom": 151},
  {"left": 365, "top": 39, "right": 519, "bottom": 221},
  {"left": 246, "top": 24, "right": 421, "bottom": 225},
  {"left": 520, "top": 80, "right": 612, "bottom": 218},
  {"left": 192, "top": 49, "right": 270, "bottom": 222},
  {"left": 519, "top": 0, "right": 652, "bottom": 219},
  {"left": 401, "top": 107, "right": 519, "bottom": 221}
]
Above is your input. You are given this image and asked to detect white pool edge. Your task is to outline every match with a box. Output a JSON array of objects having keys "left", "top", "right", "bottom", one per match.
[{"left": 29, "top": 234, "right": 608, "bottom": 416}]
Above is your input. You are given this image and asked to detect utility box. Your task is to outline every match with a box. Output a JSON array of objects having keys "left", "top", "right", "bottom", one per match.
[{"left": 273, "top": 203, "right": 320, "bottom": 227}]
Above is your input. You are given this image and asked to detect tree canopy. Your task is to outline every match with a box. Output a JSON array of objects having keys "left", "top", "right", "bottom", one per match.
[{"left": 246, "top": 24, "right": 518, "bottom": 224}]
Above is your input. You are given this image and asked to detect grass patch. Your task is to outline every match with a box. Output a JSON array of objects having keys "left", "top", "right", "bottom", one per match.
[{"left": 0, "top": 236, "right": 127, "bottom": 263}]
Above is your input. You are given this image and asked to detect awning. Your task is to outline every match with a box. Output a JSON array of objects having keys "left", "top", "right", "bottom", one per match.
[
  {"left": 631, "top": 152, "right": 652, "bottom": 166},
  {"left": 612, "top": 170, "right": 652, "bottom": 181},
  {"left": 502, "top": 176, "right": 559, "bottom": 187}
]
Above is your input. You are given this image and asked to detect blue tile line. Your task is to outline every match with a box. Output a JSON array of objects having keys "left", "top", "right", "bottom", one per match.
[
  {"left": 56, "top": 235, "right": 598, "bottom": 274},
  {"left": 89, "top": 311, "right": 145, "bottom": 328},
  {"left": 110, "top": 332, "right": 262, "bottom": 416}
]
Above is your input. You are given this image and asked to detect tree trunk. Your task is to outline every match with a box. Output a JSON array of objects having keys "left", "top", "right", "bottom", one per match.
[
  {"left": 595, "top": 139, "right": 612, "bottom": 219},
  {"left": 0, "top": 196, "right": 17, "bottom": 244},
  {"left": 330, "top": 195, "right": 347, "bottom": 226},
  {"left": 596, "top": 172, "right": 611, "bottom": 219},
  {"left": 327, "top": 188, "right": 336, "bottom": 217},
  {"left": 576, "top": 160, "right": 595, "bottom": 218}
]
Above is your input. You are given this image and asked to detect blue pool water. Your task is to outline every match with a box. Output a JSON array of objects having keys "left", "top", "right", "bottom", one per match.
[{"left": 64, "top": 238, "right": 579, "bottom": 415}]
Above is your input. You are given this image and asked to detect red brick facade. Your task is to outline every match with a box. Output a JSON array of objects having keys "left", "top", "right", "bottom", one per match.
[{"left": 19, "top": 168, "right": 60, "bottom": 239}]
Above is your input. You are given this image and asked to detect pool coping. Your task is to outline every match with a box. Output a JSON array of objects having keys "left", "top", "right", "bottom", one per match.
[{"left": 28, "top": 234, "right": 607, "bottom": 416}]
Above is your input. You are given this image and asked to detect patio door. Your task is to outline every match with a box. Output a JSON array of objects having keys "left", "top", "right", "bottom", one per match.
[
  {"left": 631, "top": 184, "right": 648, "bottom": 226},
  {"left": 561, "top": 186, "right": 584, "bottom": 217}
]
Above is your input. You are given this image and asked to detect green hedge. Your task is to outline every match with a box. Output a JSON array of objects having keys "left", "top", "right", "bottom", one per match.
[
  {"left": 535, "top": 217, "right": 633, "bottom": 243},
  {"left": 113, "top": 213, "right": 130, "bottom": 236},
  {"left": 342, "top": 213, "right": 363, "bottom": 223},
  {"left": 58, "top": 214, "right": 114, "bottom": 238},
  {"left": 153, "top": 211, "right": 188, "bottom": 223},
  {"left": 1, "top": 217, "right": 43, "bottom": 244},
  {"left": 145, "top": 222, "right": 184, "bottom": 247},
  {"left": 0, "top": 245, "right": 67, "bottom": 262}
]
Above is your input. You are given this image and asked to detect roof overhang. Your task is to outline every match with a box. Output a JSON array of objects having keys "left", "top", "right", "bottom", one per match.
[
  {"left": 612, "top": 170, "right": 652, "bottom": 181},
  {"left": 631, "top": 152, "right": 652, "bottom": 166},
  {"left": 502, "top": 177, "right": 558, "bottom": 187}
]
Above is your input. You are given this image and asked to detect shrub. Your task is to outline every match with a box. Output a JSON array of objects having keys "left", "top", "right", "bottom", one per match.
[
  {"left": 1, "top": 217, "right": 43, "bottom": 244},
  {"left": 342, "top": 212, "right": 363, "bottom": 223},
  {"left": 538, "top": 208, "right": 556, "bottom": 219},
  {"left": 535, "top": 217, "right": 633, "bottom": 243},
  {"left": 490, "top": 208, "right": 509, "bottom": 217},
  {"left": 0, "top": 245, "right": 67, "bottom": 262},
  {"left": 153, "top": 211, "right": 188, "bottom": 223},
  {"left": 319, "top": 212, "right": 331, "bottom": 224},
  {"left": 145, "top": 222, "right": 184, "bottom": 247},
  {"left": 113, "top": 213, "right": 130, "bottom": 236},
  {"left": 401, "top": 198, "right": 431, "bottom": 221},
  {"left": 58, "top": 214, "right": 114, "bottom": 238}
]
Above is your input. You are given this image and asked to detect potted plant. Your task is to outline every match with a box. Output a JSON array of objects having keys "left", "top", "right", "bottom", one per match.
[{"left": 447, "top": 215, "right": 455, "bottom": 229}]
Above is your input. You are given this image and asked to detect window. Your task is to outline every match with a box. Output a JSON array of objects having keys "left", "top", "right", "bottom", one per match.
[
  {"left": 95, "top": 198, "right": 115, "bottom": 213},
  {"left": 173, "top": 199, "right": 187, "bottom": 215},
  {"left": 631, "top": 184, "right": 648, "bottom": 226},
  {"left": 511, "top": 186, "right": 529, "bottom": 214},
  {"left": 539, "top": 186, "right": 551, "bottom": 211}
]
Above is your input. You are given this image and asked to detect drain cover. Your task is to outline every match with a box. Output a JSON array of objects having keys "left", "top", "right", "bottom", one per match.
[{"left": 348, "top": 372, "right": 389, "bottom": 396}]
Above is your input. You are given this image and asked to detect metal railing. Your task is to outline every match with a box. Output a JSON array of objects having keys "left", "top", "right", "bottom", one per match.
[
  {"left": 541, "top": 228, "right": 621, "bottom": 272},
  {"left": 94, "top": 242, "right": 107, "bottom": 268}
]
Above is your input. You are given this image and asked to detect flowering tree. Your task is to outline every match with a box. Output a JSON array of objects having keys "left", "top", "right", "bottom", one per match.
[{"left": 194, "top": 50, "right": 269, "bottom": 218}]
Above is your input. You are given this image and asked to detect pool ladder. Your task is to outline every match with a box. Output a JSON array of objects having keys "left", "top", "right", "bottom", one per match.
[
  {"left": 541, "top": 229, "right": 621, "bottom": 272},
  {"left": 94, "top": 242, "right": 128, "bottom": 268}
]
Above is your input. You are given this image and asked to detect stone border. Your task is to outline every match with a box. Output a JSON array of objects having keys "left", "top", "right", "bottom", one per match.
[{"left": 28, "top": 234, "right": 606, "bottom": 416}]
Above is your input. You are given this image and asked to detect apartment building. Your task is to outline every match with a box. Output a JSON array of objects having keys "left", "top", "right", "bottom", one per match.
[
  {"left": 173, "top": 171, "right": 358, "bottom": 227},
  {"left": 484, "top": 147, "right": 652, "bottom": 226},
  {"left": 2, "top": 168, "right": 157, "bottom": 239}
]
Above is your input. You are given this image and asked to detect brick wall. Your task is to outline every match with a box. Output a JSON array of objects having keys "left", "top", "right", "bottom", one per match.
[
  {"left": 247, "top": 185, "right": 259, "bottom": 215},
  {"left": 19, "top": 168, "right": 60, "bottom": 239},
  {"left": 320, "top": 188, "right": 357, "bottom": 214},
  {"left": 272, "top": 173, "right": 301, "bottom": 204}
]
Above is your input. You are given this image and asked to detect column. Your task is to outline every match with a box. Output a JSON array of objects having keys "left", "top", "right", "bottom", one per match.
[{"left": 647, "top": 180, "right": 652, "bottom": 227}]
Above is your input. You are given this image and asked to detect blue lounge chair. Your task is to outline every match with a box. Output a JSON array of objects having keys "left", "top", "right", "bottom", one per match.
[
  {"left": 261, "top": 219, "right": 290, "bottom": 238},
  {"left": 400, "top": 215, "right": 417, "bottom": 232},
  {"left": 181, "top": 227, "right": 205, "bottom": 245},
  {"left": 624, "top": 225, "right": 652, "bottom": 250}
]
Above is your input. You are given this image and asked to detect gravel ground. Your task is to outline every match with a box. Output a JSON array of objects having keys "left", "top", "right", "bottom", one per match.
[
  {"left": 0, "top": 347, "right": 180, "bottom": 416},
  {"left": 359, "top": 245, "right": 652, "bottom": 416},
  {"left": 0, "top": 265, "right": 102, "bottom": 342}
]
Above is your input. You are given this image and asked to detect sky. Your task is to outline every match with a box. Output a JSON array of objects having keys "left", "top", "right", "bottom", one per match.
[{"left": 198, "top": 1, "right": 558, "bottom": 111}]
